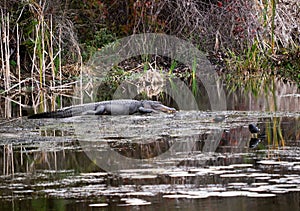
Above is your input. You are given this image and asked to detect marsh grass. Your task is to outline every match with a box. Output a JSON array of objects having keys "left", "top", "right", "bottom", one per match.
[
  {"left": 191, "top": 57, "right": 197, "bottom": 96},
  {"left": 0, "top": 2, "right": 82, "bottom": 118},
  {"left": 168, "top": 60, "right": 177, "bottom": 75},
  {"left": 225, "top": 72, "right": 270, "bottom": 97},
  {"left": 224, "top": 0, "right": 299, "bottom": 89},
  {"left": 1, "top": 11, "right": 12, "bottom": 118},
  {"left": 225, "top": 41, "right": 269, "bottom": 76}
]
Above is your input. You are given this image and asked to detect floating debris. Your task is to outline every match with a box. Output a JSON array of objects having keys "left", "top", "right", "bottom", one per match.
[
  {"left": 229, "top": 164, "right": 253, "bottom": 168},
  {"left": 89, "top": 203, "right": 108, "bottom": 207},
  {"left": 257, "top": 160, "right": 289, "bottom": 165},
  {"left": 120, "top": 198, "right": 151, "bottom": 206}
]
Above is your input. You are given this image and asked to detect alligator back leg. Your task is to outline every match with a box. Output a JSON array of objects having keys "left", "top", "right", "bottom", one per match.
[
  {"left": 94, "top": 105, "right": 106, "bottom": 115},
  {"left": 82, "top": 105, "right": 106, "bottom": 115}
]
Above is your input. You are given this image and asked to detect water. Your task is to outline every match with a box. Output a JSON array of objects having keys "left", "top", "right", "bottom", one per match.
[
  {"left": 0, "top": 110, "right": 299, "bottom": 210},
  {"left": 0, "top": 76, "right": 299, "bottom": 210}
]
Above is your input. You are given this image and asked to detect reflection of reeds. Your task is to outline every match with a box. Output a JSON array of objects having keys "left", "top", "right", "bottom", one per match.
[
  {"left": 265, "top": 76, "right": 285, "bottom": 148},
  {"left": 3, "top": 144, "right": 14, "bottom": 175},
  {"left": 1, "top": 141, "right": 98, "bottom": 176},
  {"left": 1, "top": 143, "right": 59, "bottom": 175},
  {"left": 266, "top": 117, "right": 285, "bottom": 149}
]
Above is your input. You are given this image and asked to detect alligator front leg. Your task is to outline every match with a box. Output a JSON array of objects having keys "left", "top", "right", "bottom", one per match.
[{"left": 138, "top": 107, "right": 156, "bottom": 114}]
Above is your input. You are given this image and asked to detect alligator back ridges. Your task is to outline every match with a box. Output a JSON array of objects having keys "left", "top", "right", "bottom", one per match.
[{"left": 28, "top": 103, "right": 99, "bottom": 119}]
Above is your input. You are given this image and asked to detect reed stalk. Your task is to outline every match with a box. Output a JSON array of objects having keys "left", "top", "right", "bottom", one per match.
[
  {"left": 0, "top": 0, "right": 83, "bottom": 118},
  {"left": 0, "top": 11, "right": 4, "bottom": 81},
  {"left": 17, "top": 23, "right": 21, "bottom": 116},
  {"left": 1, "top": 11, "right": 12, "bottom": 118},
  {"left": 41, "top": 13, "right": 47, "bottom": 112},
  {"left": 58, "top": 26, "right": 63, "bottom": 108},
  {"left": 168, "top": 60, "right": 177, "bottom": 74},
  {"left": 2, "top": 145, "right": 5, "bottom": 174},
  {"left": 49, "top": 15, "right": 56, "bottom": 111},
  {"left": 191, "top": 57, "right": 197, "bottom": 95},
  {"left": 270, "top": 0, "right": 276, "bottom": 54}
]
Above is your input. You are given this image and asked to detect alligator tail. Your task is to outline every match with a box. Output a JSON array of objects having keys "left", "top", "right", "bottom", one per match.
[{"left": 28, "top": 109, "right": 72, "bottom": 119}]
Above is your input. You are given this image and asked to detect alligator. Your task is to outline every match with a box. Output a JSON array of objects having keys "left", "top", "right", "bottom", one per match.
[{"left": 28, "top": 99, "right": 176, "bottom": 119}]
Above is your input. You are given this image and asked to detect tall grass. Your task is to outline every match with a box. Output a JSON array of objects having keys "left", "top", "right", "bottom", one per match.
[
  {"left": 168, "top": 60, "right": 177, "bottom": 75},
  {"left": 0, "top": 1, "right": 82, "bottom": 118},
  {"left": 191, "top": 57, "right": 197, "bottom": 96}
]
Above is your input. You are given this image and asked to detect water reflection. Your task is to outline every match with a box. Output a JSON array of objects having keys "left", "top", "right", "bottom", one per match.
[
  {"left": 0, "top": 111, "right": 299, "bottom": 210},
  {"left": 249, "top": 138, "right": 261, "bottom": 149},
  {"left": 224, "top": 78, "right": 299, "bottom": 112}
]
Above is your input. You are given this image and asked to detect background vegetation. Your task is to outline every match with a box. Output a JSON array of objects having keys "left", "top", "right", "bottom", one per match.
[{"left": 0, "top": 0, "right": 299, "bottom": 117}]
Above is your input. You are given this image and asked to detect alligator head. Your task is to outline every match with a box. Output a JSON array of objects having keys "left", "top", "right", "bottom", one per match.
[{"left": 142, "top": 100, "right": 176, "bottom": 113}]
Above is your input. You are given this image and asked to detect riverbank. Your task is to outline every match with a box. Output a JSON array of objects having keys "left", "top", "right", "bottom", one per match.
[{"left": 0, "top": 0, "right": 299, "bottom": 118}]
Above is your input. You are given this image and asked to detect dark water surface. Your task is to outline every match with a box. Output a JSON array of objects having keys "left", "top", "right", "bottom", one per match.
[
  {"left": 0, "top": 110, "right": 299, "bottom": 210},
  {"left": 0, "top": 74, "right": 299, "bottom": 210}
]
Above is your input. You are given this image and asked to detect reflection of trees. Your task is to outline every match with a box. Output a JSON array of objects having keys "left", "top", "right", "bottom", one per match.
[
  {"left": 216, "top": 126, "right": 251, "bottom": 153},
  {"left": 109, "top": 136, "right": 172, "bottom": 159}
]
